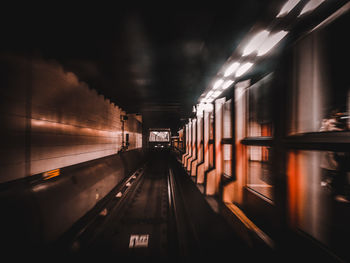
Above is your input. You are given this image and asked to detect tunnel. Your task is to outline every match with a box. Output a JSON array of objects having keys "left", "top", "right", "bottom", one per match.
[{"left": 1, "top": 1, "right": 350, "bottom": 262}]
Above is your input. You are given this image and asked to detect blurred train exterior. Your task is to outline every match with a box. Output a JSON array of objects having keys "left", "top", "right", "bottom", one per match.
[{"left": 178, "top": 2, "right": 350, "bottom": 262}]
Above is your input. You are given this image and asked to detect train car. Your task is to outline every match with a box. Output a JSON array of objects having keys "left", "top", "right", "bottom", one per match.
[
  {"left": 179, "top": 2, "right": 350, "bottom": 261},
  {"left": 148, "top": 128, "right": 171, "bottom": 150}
]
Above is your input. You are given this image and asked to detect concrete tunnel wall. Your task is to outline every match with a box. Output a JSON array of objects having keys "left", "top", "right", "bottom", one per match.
[{"left": 0, "top": 54, "right": 144, "bottom": 248}]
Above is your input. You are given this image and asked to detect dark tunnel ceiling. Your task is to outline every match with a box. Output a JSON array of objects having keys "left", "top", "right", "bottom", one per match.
[{"left": 1, "top": 2, "right": 279, "bottom": 132}]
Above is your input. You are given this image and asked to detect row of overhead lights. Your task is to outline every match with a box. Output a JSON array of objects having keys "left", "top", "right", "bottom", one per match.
[{"left": 198, "top": 0, "right": 326, "bottom": 105}]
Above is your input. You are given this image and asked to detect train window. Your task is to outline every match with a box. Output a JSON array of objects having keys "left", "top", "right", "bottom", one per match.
[
  {"left": 247, "top": 73, "right": 273, "bottom": 138},
  {"left": 289, "top": 11, "right": 350, "bottom": 135},
  {"left": 223, "top": 99, "right": 233, "bottom": 178},
  {"left": 192, "top": 120, "right": 197, "bottom": 159},
  {"left": 209, "top": 112, "right": 215, "bottom": 169},
  {"left": 287, "top": 150, "right": 350, "bottom": 258},
  {"left": 223, "top": 144, "right": 232, "bottom": 177},
  {"left": 242, "top": 74, "right": 274, "bottom": 200},
  {"left": 209, "top": 112, "right": 214, "bottom": 141},
  {"left": 149, "top": 131, "right": 170, "bottom": 142},
  {"left": 223, "top": 99, "right": 232, "bottom": 138},
  {"left": 247, "top": 146, "right": 273, "bottom": 200},
  {"left": 197, "top": 118, "right": 204, "bottom": 163}
]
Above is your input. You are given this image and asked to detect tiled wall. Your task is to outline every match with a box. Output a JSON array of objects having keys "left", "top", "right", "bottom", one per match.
[{"left": 0, "top": 54, "right": 142, "bottom": 183}]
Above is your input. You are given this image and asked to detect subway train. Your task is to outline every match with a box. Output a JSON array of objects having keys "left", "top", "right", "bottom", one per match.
[
  {"left": 178, "top": 2, "right": 350, "bottom": 262},
  {"left": 148, "top": 128, "right": 172, "bottom": 150}
]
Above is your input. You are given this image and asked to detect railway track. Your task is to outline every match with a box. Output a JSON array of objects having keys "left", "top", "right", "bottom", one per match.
[
  {"left": 61, "top": 151, "right": 190, "bottom": 261},
  {"left": 54, "top": 150, "right": 247, "bottom": 262}
]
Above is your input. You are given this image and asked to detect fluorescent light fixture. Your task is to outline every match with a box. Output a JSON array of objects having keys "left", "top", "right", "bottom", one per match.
[
  {"left": 222, "top": 79, "right": 234, "bottom": 90},
  {"left": 276, "top": 0, "right": 301, "bottom": 17},
  {"left": 212, "top": 90, "right": 222, "bottom": 98},
  {"left": 235, "top": 62, "right": 254, "bottom": 77},
  {"left": 299, "top": 0, "right": 325, "bottom": 16},
  {"left": 257, "top": 30, "right": 288, "bottom": 56},
  {"left": 205, "top": 90, "right": 214, "bottom": 98},
  {"left": 206, "top": 98, "right": 215, "bottom": 103},
  {"left": 242, "top": 30, "right": 269, "bottom": 56},
  {"left": 213, "top": 79, "right": 224, "bottom": 90},
  {"left": 224, "top": 62, "right": 240, "bottom": 77}
]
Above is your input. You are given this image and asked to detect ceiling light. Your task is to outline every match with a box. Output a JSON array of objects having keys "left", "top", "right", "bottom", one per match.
[
  {"left": 235, "top": 62, "right": 254, "bottom": 77},
  {"left": 224, "top": 62, "right": 240, "bottom": 77},
  {"left": 222, "top": 79, "right": 234, "bottom": 90},
  {"left": 257, "top": 31, "right": 288, "bottom": 56},
  {"left": 299, "top": 0, "right": 326, "bottom": 16},
  {"left": 242, "top": 30, "right": 269, "bottom": 56},
  {"left": 205, "top": 90, "right": 214, "bottom": 98},
  {"left": 276, "top": 0, "right": 301, "bottom": 17},
  {"left": 213, "top": 79, "right": 224, "bottom": 90},
  {"left": 212, "top": 90, "right": 222, "bottom": 98}
]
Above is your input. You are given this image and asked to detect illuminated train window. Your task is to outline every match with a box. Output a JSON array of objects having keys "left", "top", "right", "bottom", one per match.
[
  {"left": 243, "top": 74, "right": 274, "bottom": 201},
  {"left": 247, "top": 73, "right": 273, "bottom": 138},
  {"left": 197, "top": 118, "right": 204, "bottom": 163},
  {"left": 209, "top": 112, "right": 215, "bottom": 169},
  {"left": 287, "top": 150, "right": 350, "bottom": 258},
  {"left": 247, "top": 146, "right": 273, "bottom": 200},
  {"left": 149, "top": 131, "right": 170, "bottom": 142},
  {"left": 223, "top": 144, "right": 232, "bottom": 177},
  {"left": 288, "top": 11, "right": 350, "bottom": 134},
  {"left": 222, "top": 99, "right": 232, "bottom": 178}
]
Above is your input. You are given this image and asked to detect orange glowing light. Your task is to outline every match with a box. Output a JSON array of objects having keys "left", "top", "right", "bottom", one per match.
[
  {"left": 287, "top": 151, "right": 299, "bottom": 227},
  {"left": 42, "top": 168, "right": 60, "bottom": 180}
]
